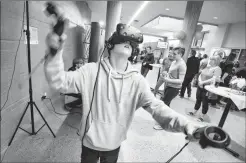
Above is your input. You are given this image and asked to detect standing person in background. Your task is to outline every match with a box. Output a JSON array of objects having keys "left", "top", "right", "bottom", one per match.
[
  {"left": 193, "top": 54, "right": 208, "bottom": 87},
  {"left": 180, "top": 50, "right": 200, "bottom": 98},
  {"left": 188, "top": 55, "right": 222, "bottom": 122},
  {"left": 160, "top": 47, "right": 186, "bottom": 106},
  {"left": 199, "top": 54, "right": 209, "bottom": 70},
  {"left": 64, "top": 58, "right": 84, "bottom": 110},
  {"left": 141, "top": 46, "right": 155, "bottom": 77},
  {"left": 197, "top": 53, "right": 203, "bottom": 63},
  {"left": 154, "top": 47, "right": 186, "bottom": 130},
  {"left": 153, "top": 53, "right": 174, "bottom": 96}
]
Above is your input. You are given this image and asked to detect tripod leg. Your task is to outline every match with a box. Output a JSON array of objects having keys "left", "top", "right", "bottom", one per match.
[
  {"left": 30, "top": 102, "right": 36, "bottom": 135},
  {"left": 33, "top": 102, "right": 56, "bottom": 138},
  {"left": 8, "top": 102, "right": 30, "bottom": 146}
]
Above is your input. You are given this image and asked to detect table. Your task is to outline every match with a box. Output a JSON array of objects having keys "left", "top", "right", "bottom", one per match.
[{"left": 205, "top": 85, "right": 246, "bottom": 158}]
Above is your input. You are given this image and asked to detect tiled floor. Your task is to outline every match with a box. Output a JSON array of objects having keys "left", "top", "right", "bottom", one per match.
[{"left": 1, "top": 62, "right": 245, "bottom": 162}]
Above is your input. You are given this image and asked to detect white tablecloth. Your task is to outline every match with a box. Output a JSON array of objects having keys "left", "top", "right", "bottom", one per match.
[{"left": 205, "top": 85, "right": 246, "bottom": 110}]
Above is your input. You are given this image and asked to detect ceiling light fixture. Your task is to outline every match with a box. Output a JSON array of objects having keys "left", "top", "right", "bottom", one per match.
[
  {"left": 165, "top": 8, "right": 170, "bottom": 11},
  {"left": 99, "top": 21, "right": 104, "bottom": 27},
  {"left": 213, "top": 17, "right": 218, "bottom": 19},
  {"left": 127, "top": 1, "right": 150, "bottom": 26}
]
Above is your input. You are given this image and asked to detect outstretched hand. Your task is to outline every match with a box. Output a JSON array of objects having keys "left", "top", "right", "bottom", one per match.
[{"left": 185, "top": 124, "right": 207, "bottom": 142}]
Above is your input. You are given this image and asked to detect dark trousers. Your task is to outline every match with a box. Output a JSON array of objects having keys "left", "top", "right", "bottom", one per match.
[
  {"left": 161, "top": 86, "right": 180, "bottom": 106},
  {"left": 141, "top": 66, "right": 149, "bottom": 77},
  {"left": 194, "top": 87, "right": 209, "bottom": 114},
  {"left": 180, "top": 74, "right": 195, "bottom": 97},
  {"left": 81, "top": 145, "right": 120, "bottom": 163}
]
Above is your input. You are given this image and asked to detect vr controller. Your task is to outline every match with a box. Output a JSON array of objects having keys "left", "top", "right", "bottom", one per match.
[
  {"left": 195, "top": 126, "right": 231, "bottom": 149},
  {"left": 107, "top": 23, "right": 143, "bottom": 50},
  {"left": 45, "top": 2, "right": 67, "bottom": 55}
]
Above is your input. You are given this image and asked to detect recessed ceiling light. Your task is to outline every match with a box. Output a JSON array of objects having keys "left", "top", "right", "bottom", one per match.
[
  {"left": 166, "top": 8, "right": 170, "bottom": 11},
  {"left": 213, "top": 17, "right": 218, "bottom": 19}
]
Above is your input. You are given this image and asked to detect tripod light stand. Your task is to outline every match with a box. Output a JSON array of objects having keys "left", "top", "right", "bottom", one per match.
[{"left": 8, "top": 1, "right": 56, "bottom": 146}]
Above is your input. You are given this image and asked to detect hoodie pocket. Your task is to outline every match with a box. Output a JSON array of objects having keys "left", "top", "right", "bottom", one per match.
[{"left": 85, "top": 119, "right": 127, "bottom": 150}]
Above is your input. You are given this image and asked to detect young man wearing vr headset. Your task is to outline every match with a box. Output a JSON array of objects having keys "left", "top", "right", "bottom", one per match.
[{"left": 44, "top": 23, "right": 206, "bottom": 163}]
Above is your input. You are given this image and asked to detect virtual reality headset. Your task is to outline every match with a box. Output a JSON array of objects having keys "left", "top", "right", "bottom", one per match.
[{"left": 107, "top": 23, "right": 143, "bottom": 49}]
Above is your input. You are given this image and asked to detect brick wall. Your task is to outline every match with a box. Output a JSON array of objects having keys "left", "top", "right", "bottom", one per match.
[{"left": 1, "top": 1, "right": 91, "bottom": 154}]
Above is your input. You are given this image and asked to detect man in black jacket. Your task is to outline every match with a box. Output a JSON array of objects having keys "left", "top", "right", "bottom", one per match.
[
  {"left": 141, "top": 46, "right": 155, "bottom": 77},
  {"left": 180, "top": 50, "right": 200, "bottom": 98}
]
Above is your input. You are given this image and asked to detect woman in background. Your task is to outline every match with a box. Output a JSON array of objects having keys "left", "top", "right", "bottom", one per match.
[{"left": 188, "top": 55, "right": 222, "bottom": 122}]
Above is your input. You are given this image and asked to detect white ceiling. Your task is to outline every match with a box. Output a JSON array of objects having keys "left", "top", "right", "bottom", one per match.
[{"left": 87, "top": 1, "right": 246, "bottom": 36}]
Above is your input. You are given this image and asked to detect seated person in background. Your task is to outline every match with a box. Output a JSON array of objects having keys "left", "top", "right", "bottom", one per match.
[
  {"left": 153, "top": 53, "right": 174, "bottom": 96},
  {"left": 68, "top": 58, "right": 84, "bottom": 71},
  {"left": 64, "top": 58, "right": 84, "bottom": 109},
  {"left": 235, "top": 61, "right": 246, "bottom": 79},
  {"left": 217, "top": 53, "right": 237, "bottom": 105}
]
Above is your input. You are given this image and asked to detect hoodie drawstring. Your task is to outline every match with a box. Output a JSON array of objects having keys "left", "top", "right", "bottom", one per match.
[
  {"left": 119, "top": 75, "right": 124, "bottom": 103},
  {"left": 107, "top": 69, "right": 125, "bottom": 103},
  {"left": 107, "top": 69, "right": 112, "bottom": 102}
]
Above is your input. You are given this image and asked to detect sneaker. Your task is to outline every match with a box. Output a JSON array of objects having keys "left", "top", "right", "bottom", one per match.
[
  {"left": 179, "top": 95, "right": 184, "bottom": 98},
  {"left": 153, "top": 124, "right": 163, "bottom": 130},
  {"left": 188, "top": 94, "right": 191, "bottom": 98}
]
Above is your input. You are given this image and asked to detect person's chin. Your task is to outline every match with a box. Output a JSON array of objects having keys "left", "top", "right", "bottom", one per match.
[{"left": 119, "top": 51, "right": 131, "bottom": 58}]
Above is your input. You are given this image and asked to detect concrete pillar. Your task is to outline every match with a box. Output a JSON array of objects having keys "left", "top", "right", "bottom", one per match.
[
  {"left": 88, "top": 22, "right": 101, "bottom": 62},
  {"left": 105, "top": 1, "right": 122, "bottom": 40},
  {"left": 180, "top": 1, "right": 204, "bottom": 62}
]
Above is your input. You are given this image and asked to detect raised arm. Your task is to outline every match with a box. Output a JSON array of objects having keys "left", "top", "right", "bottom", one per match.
[{"left": 44, "top": 33, "right": 94, "bottom": 94}]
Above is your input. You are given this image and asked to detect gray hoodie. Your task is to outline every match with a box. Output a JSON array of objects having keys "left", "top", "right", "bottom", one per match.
[{"left": 44, "top": 49, "right": 199, "bottom": 151}]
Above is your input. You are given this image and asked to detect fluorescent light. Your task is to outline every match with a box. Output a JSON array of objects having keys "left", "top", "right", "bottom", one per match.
[
  {"left": 165, "top": 8, "right": 170, "bottom": 11},
  {"left": 127, "top": 1, "right": 150, "bottom": 26},
  {"left": 213, "top": 17, "right": 218, "bottom": 19}
]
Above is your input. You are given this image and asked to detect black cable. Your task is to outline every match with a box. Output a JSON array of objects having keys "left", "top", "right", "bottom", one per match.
[
  {"left": 0, "top": 3, "right": 25, "bottom": 162},
  {"left": 165, "top": 141, "right": 190, "bottom": 163},
  {"left": 81, "top": 45, "right": 106, "bottom": 144},
  {"left": 46, "top": 97, "right": 82, "bottom": 116},
  {"left": 0, "top": 2, "right": 25, "bottom": 114},
  {"left": 42, "top": 98, "right": 81, "bottom": 135}
]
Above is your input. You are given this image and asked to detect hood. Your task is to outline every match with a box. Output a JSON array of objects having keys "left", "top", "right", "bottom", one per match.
[{"left": 100, "top": 57, "right": 139, "bottom": 103}]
